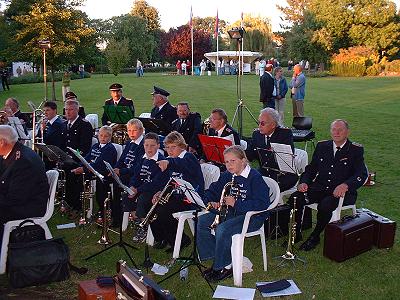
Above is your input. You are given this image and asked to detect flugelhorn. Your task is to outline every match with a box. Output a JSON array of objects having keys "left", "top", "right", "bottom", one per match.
[
  {"left": 283, "top": 196, "right": 297, "bottom": 259},
  {"left": 98, "top": 192, "right": 112, "bottom": 245},
  {"left": 139, "top": 178, "right": 176, "bottom": 228},
  {"left": 207, "top": 174, "right": 238, "bottom": 229},
  {"left": 78, "top": 174, "right": 94, "bottom": 226}
]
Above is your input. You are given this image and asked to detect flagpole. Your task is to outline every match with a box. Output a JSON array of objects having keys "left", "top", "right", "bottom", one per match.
[
  {"left": 190, "top": 6, "right": 194, "bottom": 76},
  {"left": 241, "top": 12, "right": 244, "bottom": 75},
  {"left": 216, "top": 9, "right": 219, "bottom": 76}
]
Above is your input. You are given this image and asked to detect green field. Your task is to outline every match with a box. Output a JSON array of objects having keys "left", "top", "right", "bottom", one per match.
[{"left": 0, "top": 73, "right": 399, "bottom": 299}]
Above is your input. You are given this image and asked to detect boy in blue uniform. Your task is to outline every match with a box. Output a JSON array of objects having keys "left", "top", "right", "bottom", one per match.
[
  {"left": 72, "top": 125, "right": 117, "bottom": 220},
  {"left": 197, "top": 146, "right": 270, "bottom": 282},
  {"left": 127, "top": 133, "right": 165, "bottom": 242},
  {"left": 149, "top": 131, "right": 205, "bottom": 252},
  {"left": 112, "top": 118, "right": 145, "bottom": 226}
]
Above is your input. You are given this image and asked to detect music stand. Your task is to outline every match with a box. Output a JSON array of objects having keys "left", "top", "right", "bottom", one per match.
[
  {"left": 198, "top": 134, "right": 232, "bottom": 165},
  {"left": 8, "top": 117, "right": 29, "bottom": 141},
  {"left": 157, "top": 178, "right": 214, "bottom": 292},
  {"left": 258, "top": 145, "right": 296, "bottom": 244},
  {"left": 84, "top": 161, "right": 138, "bottom": 268},
  {"left": 138, "top": 117, "right": 171, "bottom": 136},
  {"left": 103, "top": 105, "right": 134, "bottom": 124}
]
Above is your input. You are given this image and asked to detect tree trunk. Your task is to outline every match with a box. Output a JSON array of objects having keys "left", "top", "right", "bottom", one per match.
[{"left": 51, "top": 66, "right": 56, "bottom": 101}]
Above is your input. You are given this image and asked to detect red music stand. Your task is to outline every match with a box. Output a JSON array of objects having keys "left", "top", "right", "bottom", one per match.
[{"left": 198, "top": 134, "right": 233, "bottom": 164}]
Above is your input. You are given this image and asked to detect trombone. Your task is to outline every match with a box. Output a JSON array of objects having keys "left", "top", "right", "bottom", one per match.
[{"left": 28, "top": 101, "right": 45, "bottom": 150}]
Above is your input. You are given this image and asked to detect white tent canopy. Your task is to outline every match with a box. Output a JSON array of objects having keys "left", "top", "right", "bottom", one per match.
[{"left": 204, "top": 51, "right": 262, "bottom": 73}]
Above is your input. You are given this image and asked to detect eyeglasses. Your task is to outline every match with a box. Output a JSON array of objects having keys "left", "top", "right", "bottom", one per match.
[{"left": 259, "top": 121, "right": 273, "bottom": 126}]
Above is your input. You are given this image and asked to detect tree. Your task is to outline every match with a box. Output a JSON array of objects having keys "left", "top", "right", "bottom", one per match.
[
  {"left": 105, "top": 38, "right": 130, "bottom": 76},
  {"left": 192, "top": 16, "right": 227, "bottom": 36},
  {"left": 130, "top": 0, "right": 160, "bottom": 31},
  {"left": 277, "top": 0, "right": 311, "bottom": 25},
  {"left": 109, "top": 14, "right": 156, "bottom": 63},
  {"left": 162, "top": 25, "right": 212, "bottom": 64}
]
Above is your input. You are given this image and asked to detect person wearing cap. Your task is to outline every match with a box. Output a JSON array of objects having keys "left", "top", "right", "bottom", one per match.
[
  {"left": 63, "top": 91, "right": 86, "bottom": 118},
  {"left": 101, "top": 83, "right": 135, "bottom": 126},
  {"left": 260, "top": 64, "right": 275, "bottom": 109},
  {"left": 150, "top": 86, "right": 178, "bottom": 125}
]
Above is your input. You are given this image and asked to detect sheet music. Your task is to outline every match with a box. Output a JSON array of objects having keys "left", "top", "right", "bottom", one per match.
[
  {"left": 8, "top": 117, "right": 29, "bottom": 140},
  {"left": 173, "top": 177, "right": 205, "bottom": 208},
  {"left": 103, "top": 160, "right": 135, "bottom": 196},
  {"left": 138, "top": 112, "right": 151, "bottom": 118},
  {"left": 270, "top": 143, "right": 296, "bottom": 174},
  {"left": 67, "top": 146, "right": 104, "bottom": 181},
  {"left": 213, "top": 285, "right": 255, "bottom": 300},
  {"left": 221, "top": 133, "right": 235, "bottom": 146}
]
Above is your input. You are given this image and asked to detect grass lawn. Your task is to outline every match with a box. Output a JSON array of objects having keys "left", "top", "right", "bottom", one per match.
[{"left": 0, "top": 73, "right": 399, "bottom": 299}]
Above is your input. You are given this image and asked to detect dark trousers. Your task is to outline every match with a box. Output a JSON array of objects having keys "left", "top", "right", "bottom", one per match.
[
  {"left": 150, "top": 197, "right": 193, "bottom": 246},
  {"left": 1, "top": 77, "right": 9, "bottom": 90},
  {"left": 288, "top": 190, "right": 356, "bottom": 237},
  {"left": 95, "top": 179, "right": 111, "bottom": 214},
  {"left": 65, "top": 171, "right": 83, "bottom": 211},
  {"left": 262, "top": 99, "right": 275, "bottom": 109},
  {"left": 261, "top": 170, "right": 298, "bottom": 192},
  {"left": 123, "top": 192, "right": 154, "bottom": 219}
]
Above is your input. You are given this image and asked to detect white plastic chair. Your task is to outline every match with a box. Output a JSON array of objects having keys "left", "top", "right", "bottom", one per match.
[
  {"left": 231, "top": 176, "right": 280, "bottom": 287},
  {"left": 85, "top": 113, "right": 99, "bottom": 130},
  {"left": 278, "top": 148, "right": 308, "bottom": 205},
  {"left": 171, "top": 163, "right": 221, "bottom": 258},
  {"left": 0, "top": 170, "right": 59, "bottom": 274},
  {"left": 240, "top": 139, "right": 248, "bottom": 150}
]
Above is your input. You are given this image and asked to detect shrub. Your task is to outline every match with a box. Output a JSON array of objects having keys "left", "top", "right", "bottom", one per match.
[
  {"left": 384, "top": 60, "right": 400, "bottom": 73},
  {"left": 10, "top": 72, "right": 90, "bottom": 85}
]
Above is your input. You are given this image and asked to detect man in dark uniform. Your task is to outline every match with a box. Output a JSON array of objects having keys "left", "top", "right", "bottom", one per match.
[
  {"left": 207, "top": 108, "right": 240, "bottom": 145},
  {"left": 171, "top": 102, "right": 202, "bottom": 154},
  {"left": 62, "top": 91, "right": 86, "bottom": 119},
  {"left": 0, "top": 125, "right": 49, "bottom": 245},
  {"left": 259, "top": 64, "right": 275, "bottom": 108},
  {"left": 288, "top": 119, "right": 367, "bottom": 251},
  {"left": 150, "top": 86, "right": 177, "bottom": 125},
  {"left": 4, "top": 98, "right": 30, "bottom": 126},
  {"left": 40, "top": 101, "right": 66, "bottom": 169},
  {"left": 62, "top": 99, "right": 93, "bottom": 217},
  {"left": 246, "top": 108, "right": 298, "bottom": 192},
  {"left": 1, "top": 68, "right": 10, "bottom": 91},
  {"left": 101, "top": 83, "right": 135, "bottom": 125}
]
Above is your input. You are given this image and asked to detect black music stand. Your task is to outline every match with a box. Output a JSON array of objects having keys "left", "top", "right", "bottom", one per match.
[
  {"left": 138, "top": 117, "right": 171, "bottom": 136},
  {"left": 85, "top": 162, "right": 138, "bottom": 267},
  {"left": 157, "top": 179, "right": 214, "bottom": 292},
  {"left": 103, "top": 105, "right": 134, "bottom": 124},
  {"left": 198, "top": 134, "right": 232, "bottom": 165},
  {"left": 35, "top": 143, "right": 76, "bottom": 165}
]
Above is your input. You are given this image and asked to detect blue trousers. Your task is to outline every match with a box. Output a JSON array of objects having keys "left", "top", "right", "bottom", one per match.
[{"left": 197, "top": 212, "right": 266, "bottom": 270}]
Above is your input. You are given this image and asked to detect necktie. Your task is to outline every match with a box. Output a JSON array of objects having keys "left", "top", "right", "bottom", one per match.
[
  {"left": 266, "top": 136, "right": 271, "bottom": 149},
  {"left": 67, "top": 122, "right": 71, "bottom": 130},
  {"left": 335, "top": 146, "right": 341, "bottom": 157}
]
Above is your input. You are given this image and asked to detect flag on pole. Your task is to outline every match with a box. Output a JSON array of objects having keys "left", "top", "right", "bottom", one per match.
[
  {"left": 214, "top": 10, "right": 219, "bottom": 39},
  {"left": 241, "top": 11, "right": 244, "bottom": 27},
  {"left": 189, "top": 5, "right": 193, "bottom": 28}
]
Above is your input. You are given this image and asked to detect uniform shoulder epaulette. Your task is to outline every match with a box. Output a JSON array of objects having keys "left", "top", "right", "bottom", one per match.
[
  {"left": 126, "top": 98, "right": 132, "bottom": 101},
  {"left": 104, "top": 98, "right": 111, "bottom": 103},
  {"left": 352, "top": 142, "right": 363, "bottom": 147},
  {"left": 317, "top": 140, "right": 328, "bottom": 143},
  {"left": 253, "top": 128, "right": 260, "bottom": 132},
  {"left": 82, "top": 118, "right": 90, "bottom": 123},
  {"left": 225, "top": 127, "right": 232, "bottom": 133}
]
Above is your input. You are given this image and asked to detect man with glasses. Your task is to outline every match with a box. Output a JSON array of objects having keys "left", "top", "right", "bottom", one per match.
[
  {"left": 150, "top": 86, "right": 177, "bottom": 125},
  {"left": 207, "top": 108, "right": 240, "bottom": 145},
  {"left": 246, "top": 108, "right": 298, "bottom": 192}
]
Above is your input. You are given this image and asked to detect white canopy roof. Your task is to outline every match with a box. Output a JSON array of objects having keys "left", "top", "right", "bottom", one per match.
[{"left": 204, "top": 51, "right": 262, "bottom": 65}]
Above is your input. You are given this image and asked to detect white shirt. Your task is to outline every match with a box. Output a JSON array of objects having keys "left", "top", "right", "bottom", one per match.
[
  {"left": 178, "top": 150, "right": 187, "bottom": 158},
  {"left": 157, "top": 102, "right": 167, "bottom": 111},
  {"left": 333, "top": 140, "right": 347, "bottom": 156},
  {"left": 67, "top": 116, "right": 79, "bottom": 127},
  {"left": 131, "top": 135, "right": 144, "bottom": 145},
  {"left": 48, "top": 115, "right": 59, "bottom": 125},
  {"left": 143, "top": 152, "right": 159, "bottom": 161},
  {"left": 237, "top": 164, "right": 251, "bottom": 178},
  {"left": 216, "top": 125, "right": 227, "bottom": 137}
]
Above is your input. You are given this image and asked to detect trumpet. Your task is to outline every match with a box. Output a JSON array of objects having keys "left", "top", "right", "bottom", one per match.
[
  {"left": 283, "top": 196, "right": 297, "bottom": 259},
  {"left": 78, "top": 175, "right": 94, "bottom": 226},
  {"left": 207, "top": 174, "right": 238, "bottom": 229},
  {"left": 139, "top": 178, "right": 176, "bottom": 228},
  {"left": 0, "top": 110, "right": 8, "bottom": 125},
  {"left": 29, "top": 101, "right": 45, "bottom": 150},
  {"left": 98, "top": 192, "right": 112, "bottom": 245},
  {"left": 56, "top": 169, "right": 69, "bottom": 216}
]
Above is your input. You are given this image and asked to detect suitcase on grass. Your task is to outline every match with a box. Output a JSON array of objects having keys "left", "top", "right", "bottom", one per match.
[
  {"left": 323, "top": 213, "right": 374, "bottom": 262},
  {"left": 363, "top": 210, "right": 396, "bottom": 248}
]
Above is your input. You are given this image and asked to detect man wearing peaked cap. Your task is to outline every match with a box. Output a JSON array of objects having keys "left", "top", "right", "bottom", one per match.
[
  {"left": 62, "top": 91, "right": 86, "bottom": 118},
  {"left": 150, "top": 86, "right": 177, "bottom": 125},
  {"left": 101, "top": 83, "right": 135, "bottom": 125}
]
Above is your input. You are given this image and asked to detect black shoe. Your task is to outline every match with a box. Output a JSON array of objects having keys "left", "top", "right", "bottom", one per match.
[
  {"left": 281, "top": 232, "right": 303, "bottom": 247},
  {"left": 165, "top": 237, "right": 191, "bottom": 253},
  {"left": 202, "top": 267, "right": 214, "bottom": 277},
  {"left": 205, "top": 268, "right": 233, "bottom": 282},
  {"left": 299, "top": 235, "right": 320, "bottom": 251},
  {"left": 153, "top": 240, "right": 168, "bottom": 249}
]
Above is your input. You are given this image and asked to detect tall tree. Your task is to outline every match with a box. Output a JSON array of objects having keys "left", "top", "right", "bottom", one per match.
[
  {"left": 105, "top": 37, "right": 130, "bottom": 76},
  {"left": 277, "top": 0, "right": 311, "bottom": 25},
  {"left": 130, "top": 0, "right": 160, "bottom": 31}
]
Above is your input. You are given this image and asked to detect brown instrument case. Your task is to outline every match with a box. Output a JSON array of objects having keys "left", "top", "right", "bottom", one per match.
[
  {"left": 323, "top": 213, "right": 374, "bottom": 262},
  {"left": 362, "top": 210, "right": 396, "bottom": 248},
  {"left": 78, "top": 279, "right": 116, "bottom": 300}
]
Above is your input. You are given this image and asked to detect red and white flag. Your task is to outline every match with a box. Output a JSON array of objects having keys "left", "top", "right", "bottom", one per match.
[{"left": 214, "top": 10, "right": 219, "bottom": 38}]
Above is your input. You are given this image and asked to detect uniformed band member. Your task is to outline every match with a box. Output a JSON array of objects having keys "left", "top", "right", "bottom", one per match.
[
  {"left": 197, "top": 146, "right": 270, "bottom": 282},
  {"left": 72, "top": 126, "right": 117, "bottom": 217},
  {"left": 112, "top": 118, "right": 145, "bottom": 226},
  {"left": 62, "top": 99, "right": 93, "bottom": 217},
  {"left": 247, "top": 108, "right": 298, "bottom": 192},
  {"left": 0, "top": 125, "right": 49, "bottom": 245},
  {"left": 150, "top": 86, "right": 178, "bottom": 125},
  {"left": 288, "top": 119, "right": 367, "bottom": 251},
  {"left": 171, "top": 102, "right": 202, "bottom": 154},
  {"left": 63, "top": 91, "right": 86, "bottom": 119},
  {"left": 127, "top": 133, "right": 165, "bottom": 243},
  {"left": 101, "top": 83, "right": 135, "bottom": 125},
  {"left": 207, "top": 108, "right": 240, "bottom": 145},
  {"left": 150, "top": 131, "right": 205, "bottom": 252},
  {"left": 4, "top": 98, "right": 30, "bottom": 130}
]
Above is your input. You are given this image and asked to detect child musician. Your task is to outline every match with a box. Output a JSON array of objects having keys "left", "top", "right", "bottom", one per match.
[
  {"left": 71, "top": 125, "right": 117, "bottom": 218},
  {"left": 150, "top": 131, "right": 205, "bottom": 252},
  {"left": 127, "top": 132, "right": 165, "bottom": 243},
  {"left": 197, "top": 146, "right": 270, "bottom": 282}
]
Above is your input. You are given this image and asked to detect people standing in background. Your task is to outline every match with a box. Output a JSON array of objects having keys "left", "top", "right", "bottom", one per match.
[
  {"left": 255, "top": 59, "right": 260, "bottom": 75},
  {"left": 260, "top": 64, "right": 275, "bottom": 109},
  {"left": 79, "top": 64, "right": 84, "bottom": 79},
  {"left": 1, "top": 68, "right": 10, "bottom": 91},
  {"left": 176, "top": 60, "right": 182, "bottom": 75},
  {"left": 218, "top": 58, "right": 224, "bottom": 75},
  {"left": 181, "top": 60, "right": 187, "bottom": 75},
  {"left": 186, "top": 60, "right": 191, "bottom": 75},
  {"left": 207, "top": 60, "right": 213, "bottom": 76},
  {"left": 259, "top": 59, "right": 266, "bottom": 76},
  {"left": 289, "top": 64, "right": 306, "bottom": 117},
  {"left": 16, "top": 66, "right": 22, "bottom": 77},
  {"left": 136, "top": 60, "right": 143, "bottom": 77},
  {"left": 200, "top": 59, "right": 206, "bottom": 76},
  {"left": 273, "top": 67, "right": 288, "bottom": 125},
  {"left": 288, "top": 59, "right": 294, "bottom": 71},
  {"left": 62, "top": 71, "right": 71, "bottom": 102}
]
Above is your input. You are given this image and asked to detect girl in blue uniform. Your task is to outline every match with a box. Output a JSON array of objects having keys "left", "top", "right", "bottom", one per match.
[{"left": 197, "top": 145, "right": 270, "bottom": 282}]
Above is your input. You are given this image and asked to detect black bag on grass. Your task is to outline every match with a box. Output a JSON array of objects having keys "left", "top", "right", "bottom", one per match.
[
  {"left": 7, "top": 237, "right": 70, "bottom": 288},
  {"left": 9, "top": 220, "right": 46, "bottom": 243}
]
